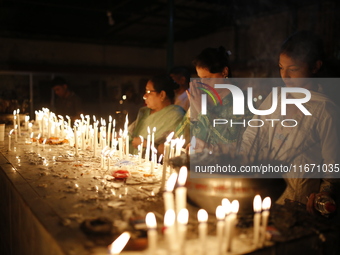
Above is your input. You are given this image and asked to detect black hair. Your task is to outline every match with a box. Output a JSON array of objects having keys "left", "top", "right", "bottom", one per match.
[
  {"left": 149, "top": 75, "right": 179, "bottom": 103},
  {"left": 51, "top": 76, "right": 68, "bottom": 88},
  {"left": 192, "top": 46, "right": 232, "bottom": 77},
  {"left": 280, "top": 31, "right": 325, "bottom": 73},
  {"left": 169, "top": 66, "right": 191, "bottom": 83}
]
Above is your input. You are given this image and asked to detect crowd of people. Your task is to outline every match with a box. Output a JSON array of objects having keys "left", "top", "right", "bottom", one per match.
[{"left": 51, "top": 30, "right": 340, "bottom": 216}]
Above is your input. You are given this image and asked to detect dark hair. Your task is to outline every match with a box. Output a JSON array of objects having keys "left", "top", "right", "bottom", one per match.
[
  {"left": 280, "top": 31, "right": 325, "bottom": 71},
  {"left": 192, "top": 46, "right": 232, "bottom": 77},
  {"left": 169, "top": 66, "right": 191, "bottom": 83},
  {"left": 149, "top": 75, "right": 179, "bottom": 103},
  {"left": 51, "top": 76, "right": 67, "bottom": 88}
]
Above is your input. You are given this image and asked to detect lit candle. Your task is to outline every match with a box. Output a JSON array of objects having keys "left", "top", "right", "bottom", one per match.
[
  {"left": 145, "top": 212, "right": 157, "bottom": 255},
  {"left": 111, "top": 119, "right": 116, "bottom": 149},
  {"left": 8, "top": 129, "right": 14, "bottom": 151},
  {"left": 253, "top": 195, "right": 262, "bottom": 247},
  {"left": 163, "top": 173, "right": 177, "bottom": 211},
  {"left": 164, "top": 209, "right": 176, "bottom": 253},
  {"left": 73, "top": 126, "right": 79, "bottom": 157},
  {"left": 124, "top": 130, "right": 129, "bottom": 157},
  {"left": 17, "top": 109, "right": 21, "bottom": 137},
  {"left": 151, "top": 127, "right": 156, "bottom": 161},
  {"left": 108, "top": 231, "right": 130, "bottom": 255},
  {"left": 177, "top": 208, "right": 189, "bottom": 253},
  {"left": 175, "top": 166, "right": 187, "bottom": 215},
  {"left": 145, "top": 127, "right": 151, "bottom": 161},
  {"left": 216, "top": 205, "right": 225, "bottom": 255},
  {"left": 66, "top": 115, "right": 71, "bottom": 128},
  {"left": 118, "top": 129, "right": 123, "bottom": 158},
  {"left": 260, "top": 197, "right": 271, "bottom": 247},
  {"left": 93, "top": 121, "right": 98, "bottom": 157},
  {"left": 226, "top": 200, "right": 239, "bottom": 252},
  {"left": 198, "top": 209, "right": 208, "bottom": 255},
  {"left": 222, "top": 198, "right": 231, "bottom": 253},
  {"left": 161, "top": 132, "right": 174, "bottom": 190},
  {"left": 107, "top": 115, "right": 112, "bottom": 147},
  {"left": 138, "top": 135, "right": 144, "bottom": 163}
]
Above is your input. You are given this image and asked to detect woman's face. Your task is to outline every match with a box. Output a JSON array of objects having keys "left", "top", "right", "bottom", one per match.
[
  {"left": 144, "top": 80, "right": 162, "bottom": 110},
  {"left": 279, "top": 53, "right": 313, "bottom": 87}
]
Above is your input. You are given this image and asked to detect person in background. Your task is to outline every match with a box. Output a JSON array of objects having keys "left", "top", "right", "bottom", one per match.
[
  {"left": 169, "top": 66, "right": 191, "bottom": 112},
  {"left": 51, "top": 76, "right": 83, "bottom": 120},
  {"left": 242, "top": 31, "right": 340, "bottom": 214},
  {"left": 129, "top": 75, "right": 185, "bottom": 156}
]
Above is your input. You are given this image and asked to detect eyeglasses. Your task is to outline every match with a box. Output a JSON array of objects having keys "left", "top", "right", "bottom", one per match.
[{"left": 145, "top": 90, "right": 157, "bottom": 94}]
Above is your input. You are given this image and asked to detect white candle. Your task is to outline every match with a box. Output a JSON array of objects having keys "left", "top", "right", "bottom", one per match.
[
  {"left": 13, "top": 110, "right": 16, "bottom": 130},
  {"left": 14, "top": 124, "right": 18, "bottom": 142},
  {"left": 253, "top": 195, "right": 262, "bottom": 247},
  {"left": 175, "top": 166, "right": 187, "bottom": 215},
  {"left": 198, "top": 209, "right": 208, "bottom": 255},
  {"left": 125, "top": 130, "right": 129, "bottom": 157},
  {"left": 260, "top": 197, "right": 271, "bottom": 247},
  {"left": 222, "top": 198, "right": 231, "bottom": 253},
  {"left": 216, "top": 205, "right": 225, "bottom": 255},
  {"left": 164, "top": 209, "right": 176, "bottom": 253},
  {"left": 17, "top": 109, "right": 21, "bottom": 137},
  {"left": 66, "top": 115, "right": 71, "bottom": 128},
  {"left": 177, "top": 208, "right": 189, "bottom": 253},
  {"left": 73, "top": 126, "right": 79, "bottom": 157},
  {"left": 8, "top": 129, "right": 14, "bottom": 151},
  {"left": 109, "top": 232, "right": 130, "bottom": 255},
  {"left": 161, "top": 132, "right": 174, "bottom": 190},
  {"left": 107, "top": 115, "right": 112, "bottom": 147},
  {"left": 226, "top": 200, "right": 239, "bottom": 252},
  {"left": 118, "top": 129, "right": 123, "bottom": 158},
  {"left": 138, "top": 135, "right": 144, "bottom": 164},
  {"left": 145, "top": 127, "right": 151, "bottom": 161},
  {"left": 163, "top": 173, "right": 177, "bottom": 211},
  {"left": 28, "top": 123, "right": 33, "bottom": 135},
  {"left": 111, "top": 119, "right": 116, "bottom": 149},
  {"left": 93, "top": 122, "right": 98, "bottom": 157},
  {"left": 151, "top": 127, "right": 156, "bottom": 161},
  {"left": 145, "top": 212, "right": 157, "bottom": 255}
]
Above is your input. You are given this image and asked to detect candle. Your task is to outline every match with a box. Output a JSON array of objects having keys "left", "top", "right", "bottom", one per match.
[
  {"left": 66, "top": 115, "right": 71, "bottom": 128},
  {"left": 118, "top": 129, "right": 123, "bottom": 158},
  {"left": 145, "top": 127, "right": 151, "bottom": 161},
  {"left": 138, "top": 135, "right": 144, "bottom": 163},
  {"left": 164, "top": 209, "right": 176, "bottom": 253},
  {"left": 163, "top": 173, "right": 177, "bottom": 211},
  {"left": 17, "top": 109, "right": 21, "bottom": 137},
  {"left": 151, "top": 127, "right": 156, "bottom": 161},
  {"left": 28, "top": 123, "right": 33, "bottom": 134},
  {"left": 125, "top": 130, "right": 129, "bottom": 157},
  {"left": 111, "top": 119, "right": 116, "bottom": 149},
  {"left": 93, "top": 121, "right": 98, "bottom": 157},
  {"left": 107, "top": 115, "right": 112, "bottom": 147},
  {"left": 8, "top": 129, "right": 14, "bottom": 151},
  {"left": 260, "top": 197, "right": 271, "bottom": 247},
  {"left": 161, "top": 132, "right": 174, "bottom": 190},
  {"left": 177, "top": 208, "right": 189, "bottom": 254},
  {"left": 145, "top": 212, "right": 157, "bottom": 255},
  {"left": 222, "top": 198, "right": 231, "bottom": 253},
  {"left": 109, "top": 231, "right": 130, "bottom": 255},
  {"left": 253, "top": 195, "right": 262, "bottom": 247},
  {"left": 74, "top": 126, "right": 79, "bottom": 157},
  {"left": 198, "top": 209, "right": 208, "bottom": 255},
  {"left": 175, "top": 166, "right": 187, "bottom": 215},
  {"left": 216, "top": 205, "right": 225, "bottom": 255},
  {"left": 14, "top": 124, "right": 18, "bottom": 142},
  {"left": 226, "top": 200, "right": 239, "bottom": 252}
]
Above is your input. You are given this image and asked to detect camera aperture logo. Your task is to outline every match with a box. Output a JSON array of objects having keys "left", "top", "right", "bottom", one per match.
[{"left": 199, "top": 83, "right": 312, "bottom": 128}]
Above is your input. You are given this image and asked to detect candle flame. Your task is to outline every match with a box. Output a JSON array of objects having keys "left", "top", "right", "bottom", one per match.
[
  {"left": 146, "top": 212, "right": 157, "bottom": 228},
  {"left": 177, "top": 166, "right": 187, "bottom": 186},
  {"left": 109, "top": 232, "right": 131, "bottom": 254},
  {"left": 164, "top": 209, "right": 175, "bottom": 227},
  {"left": 147, "top": 126, "right": 150, "bottom": 134},
  {"left": 231, "top": 200, "right": 239, "bottom": 214},
  {"left": 262, "top": 197, "right": 271, "bottom": 211},
  {"left": 66, "top": 115, "right": 70, "bottom": 120},
  {"left": 197, "top": 209, "right": 208, "bottom": 222},
  {"left": 216, "top": 205, "right": 225, "bottom": 220},
  {"left": 166, "top": 132, "right": 174, "bottom": 143},
  {"left": 253, "top": 195, "right": 262, "bottom": 212},
  {"left": 17, "top": 109, "right": 20, "bottom": 114},
  {"left": 109, "top": 115, "right": 112, "bottom": 122},
  {"left": 222, "top": 198, "right": 231, "bottom": 215},
  {"left": 165, "top": 173, "right": 177, "bottom": 192},
  {"left": 177, "top": 208, "right": 189, "bottom": 225},
  {"left": 152, "top": 127, "right": 156, "bottom": 132},
  {"left": 9, "top": 129, "right": 14, "bottom": 136},
  {"left": 13, "top": 110, "right": 16, "bottom": 115}
]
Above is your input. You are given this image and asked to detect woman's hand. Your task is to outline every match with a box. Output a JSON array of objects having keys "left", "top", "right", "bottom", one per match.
[{"left": 306, "top": 191, "right": 332, "bottom": 214}]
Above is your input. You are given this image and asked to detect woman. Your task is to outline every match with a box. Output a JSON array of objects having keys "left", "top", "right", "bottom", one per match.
[
  {"left": 129, "top": 75, "right": 185, "bottom": 156},
  {"left": 242, "top": 31, "right": 340, "bottom": 214},
  {"left": 176, "top": 46, "right": 252, "bottom": 152}
]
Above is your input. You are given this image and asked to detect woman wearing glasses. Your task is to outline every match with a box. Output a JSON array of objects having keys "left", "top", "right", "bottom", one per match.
[{"left": 129, "top": 75, "right": 185, "bottom": 156}]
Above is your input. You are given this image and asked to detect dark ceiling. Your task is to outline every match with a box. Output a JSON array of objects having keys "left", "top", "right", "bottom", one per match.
[{"left": 0, "top": 0, "right": 323, "bottom": 48}]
